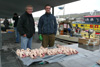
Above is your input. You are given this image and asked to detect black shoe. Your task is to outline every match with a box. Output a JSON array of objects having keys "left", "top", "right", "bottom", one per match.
[{"left": 15, "top": 42, "right": 19, "bottom": 43}]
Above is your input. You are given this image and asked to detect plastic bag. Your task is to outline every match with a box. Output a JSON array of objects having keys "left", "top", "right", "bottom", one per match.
[{"left": 39, "top": 34, "right": 43, "bottom": 41}]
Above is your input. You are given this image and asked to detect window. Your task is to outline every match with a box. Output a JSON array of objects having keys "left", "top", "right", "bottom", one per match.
[
  {"left": 96, "top": 18, "right": 99, "bottom": 22},
  {"left": 85, "top": 18, "right": 89, "bottom": 21},
  {"left": 90, "top": 18, "right": 94, "bottom": 21}
]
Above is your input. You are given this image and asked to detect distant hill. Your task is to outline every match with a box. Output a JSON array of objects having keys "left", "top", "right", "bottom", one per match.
[
  {"left": 34, "top": 11, "right": 100, "bottom": 21},
  {"left": 58, "top": 11, "right": 100, "bottom": 19}
]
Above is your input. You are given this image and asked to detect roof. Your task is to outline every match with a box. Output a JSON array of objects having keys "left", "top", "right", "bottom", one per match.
[
  {"left": 84, "top": 15, "right": 100, "bottom": 18},
  {"left": 0, "top": 0, "right": 78, "bottom": 18}
]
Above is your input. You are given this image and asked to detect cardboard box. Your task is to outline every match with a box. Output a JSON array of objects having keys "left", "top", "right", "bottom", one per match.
[
  {"left": 90, "top": 31, "right": 96, "bottom": 38},
  {"left": 78, "top": 38, "right": 99, "bottom": 46},
  {"left": 81, "top": 31, "right": 89, "bottom": 38},
  {"left": 6, "top": 29, "right": 15, "bottom": 32},
  {"left": 80, "top": 31, "right": 96, "bottom": 38}
]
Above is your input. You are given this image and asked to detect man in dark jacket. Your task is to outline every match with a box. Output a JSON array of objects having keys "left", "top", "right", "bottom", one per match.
[
  {"left": 3, "top": 17, "right": 9, "bottom": 29},
  {"left": 38, "top": 4, "right": 57, "bottom": 48},
  {"left": 17, "top": 5, "right": 35, "bottom": 49},
  {"left": 13, "top": 13, "right": 20, "bottom": 43}
]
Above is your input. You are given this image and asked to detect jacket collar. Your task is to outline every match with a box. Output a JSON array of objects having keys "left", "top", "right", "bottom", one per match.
[
  {"left": 25, "top": 11, "right": 32, "bottom": 16},
  {"left": 45, "top": 12, "right": 51, "bottom": 17},
  {"left": 45, "top": 12, "right": 51, "bottom": 14}
]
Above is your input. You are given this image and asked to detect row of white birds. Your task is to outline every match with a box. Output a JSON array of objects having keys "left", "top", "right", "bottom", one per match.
[{"left": 16, "top": 45, "right": 78, "bottom": 59}]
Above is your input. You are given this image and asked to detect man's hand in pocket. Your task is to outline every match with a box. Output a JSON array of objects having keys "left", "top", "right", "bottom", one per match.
[{"left": 23, "top": 34, "right": 26, "bottom": 37}]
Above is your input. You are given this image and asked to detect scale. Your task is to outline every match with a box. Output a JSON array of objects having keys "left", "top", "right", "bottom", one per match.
[{"left": 95, "top": 32, "right": 100, "bottom": 52}]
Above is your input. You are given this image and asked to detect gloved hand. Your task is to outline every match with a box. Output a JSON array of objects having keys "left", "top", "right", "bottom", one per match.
[{"left": 39, "top": 34, "right": 43, "bottom": 41}]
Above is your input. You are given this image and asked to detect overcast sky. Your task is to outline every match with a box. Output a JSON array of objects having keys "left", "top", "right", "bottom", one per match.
[{"left": 32, "top": 0, "right": 100, "bottom": 17}]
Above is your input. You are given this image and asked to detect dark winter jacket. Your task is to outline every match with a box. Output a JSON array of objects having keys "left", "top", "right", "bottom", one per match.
[
  {"left": 3, "top": 19, "right": 9, "bottom": 29},
  {"left": 13, "top": 16, "right": 19, "bottom": 27},
  {"left": 38, "top": 13, "right": 57, "bottom": 34},
  {"left": 17, "top": 12, "right": 35, "bottom": 38}
]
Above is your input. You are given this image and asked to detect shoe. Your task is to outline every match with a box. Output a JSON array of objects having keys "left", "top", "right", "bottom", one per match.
[{"left": 15, "top": 42, "right": 19, "bottom": 43}]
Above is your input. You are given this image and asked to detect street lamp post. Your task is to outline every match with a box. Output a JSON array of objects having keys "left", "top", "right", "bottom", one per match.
[{"left": 0, "top": 18, "right": 2, "bottom": 50}]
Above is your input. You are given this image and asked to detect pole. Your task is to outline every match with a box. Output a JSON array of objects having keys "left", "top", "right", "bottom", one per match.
[
  {"left": 52, "top": 6, "right": 54, "bottom": 15},
  {"left": 0, "top": 18, "right": 2, "bottom": 50},
  {"left": 63, "top": 5, "right": 65, "bottom": 18}
]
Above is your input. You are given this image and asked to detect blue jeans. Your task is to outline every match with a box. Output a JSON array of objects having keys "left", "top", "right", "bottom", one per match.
[
  {"left": 21, "top": 36, "right": 33, "bottom": 50},
  {"left": 14, "top": 27, "right": 20, "bottom": 42}
]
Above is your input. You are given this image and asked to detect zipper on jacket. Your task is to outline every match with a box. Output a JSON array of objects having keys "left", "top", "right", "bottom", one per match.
[{"left": 47, "top": 18, "right": 49, "bottom": 34}]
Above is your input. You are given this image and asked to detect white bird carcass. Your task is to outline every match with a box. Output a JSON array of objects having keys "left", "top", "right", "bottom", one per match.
[
  {"left": 16, "top": 45, "right": 78, "bottom": 59},
  {"left": 25, "top": 48, "right": 31, "bottom": 57},
  {"left": 16, "top": 49, "right": 20, "bottom": 56},
  {"left": 19, "top": 49, "right": 26, "bottom": 58},
  {"left": 30, "top": 49, "right": 37, "bottom": 59}
]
